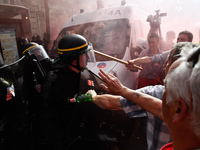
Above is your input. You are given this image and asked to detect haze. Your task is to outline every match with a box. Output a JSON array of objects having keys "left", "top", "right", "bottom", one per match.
[{"left": 62, "top": 0, "right": 200, "bottom": 43}]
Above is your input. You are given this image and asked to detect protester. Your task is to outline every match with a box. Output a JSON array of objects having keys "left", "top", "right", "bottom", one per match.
[
  {"left": 49, "top": 40, "right": 58, "bottom": 59},
  {"left": 31, "top": 35, "right": 37, "bottom": 43},
  {"left": 36, "top": 35, "right": 44, "bottom": 46},
  {"left": 127, "top": 30, "right": 193, "bottom": 72},
  {"left": 92, "top": 42, "right": 200, "bottom": 150},
  {"left": 160, "top": 30, "right": 176, "bottom": 52},
  {"left": 17, "top": 37, "right": 25, "bottom": 58},
  {"left": 135, "top": 33, "right": 163, "bottom": 89},
  {"left": 88, "top": 42, "right": 199, "bottom": 150},
  {"left": 43, "top": 32, "right": 50, "bottom": 54},
  {"left": 160, "top": 46, "right": 200, "bottom": 149},
  {"left": 130, "top": 38, "right": 149, "bottom": 59}
]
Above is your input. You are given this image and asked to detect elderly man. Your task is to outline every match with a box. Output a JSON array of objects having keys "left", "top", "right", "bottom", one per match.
[{"left": 95, "top": 44, "right": 200, "bottom": 150}]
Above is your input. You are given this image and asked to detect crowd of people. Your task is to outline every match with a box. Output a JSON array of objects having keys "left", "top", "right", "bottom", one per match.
[
  {"left": 88, "top": 42, "right": 199, "bottom": 150},
  {"left": 92, "top": 41, "right": 200, "bottom": 150},
  {"left": 1, "top": 11, "right": 200, "bottom": 150},
  {"left": 17, "top": 33, "right": 49, "bottom": 58}
]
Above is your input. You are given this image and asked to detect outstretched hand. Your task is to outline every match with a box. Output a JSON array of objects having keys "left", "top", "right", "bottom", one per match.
[{"left": 98, "top": 69, "right": 125, "bottom": 95}]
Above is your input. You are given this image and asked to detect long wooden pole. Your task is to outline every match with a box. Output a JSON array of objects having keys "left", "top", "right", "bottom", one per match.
[{"left": 93, "top": 50, "right": 143, "bottom": 70}]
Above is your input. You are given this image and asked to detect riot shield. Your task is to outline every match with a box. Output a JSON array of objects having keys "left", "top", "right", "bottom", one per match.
[{"left": 0, "top": 56, "right": 25, "bottom": 79}]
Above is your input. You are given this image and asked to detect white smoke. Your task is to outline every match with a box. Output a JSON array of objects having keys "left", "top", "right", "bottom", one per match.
[
  {"left": 70, "top": 0, "right": 200, "bottom": 43},
  {"left": 51, "top": 0, "right": 199, "bottom": 45}
]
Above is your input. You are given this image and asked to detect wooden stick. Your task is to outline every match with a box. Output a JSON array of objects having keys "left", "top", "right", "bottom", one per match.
[{"left": 93, "top": 50, "right": 143, "bottom": 70}]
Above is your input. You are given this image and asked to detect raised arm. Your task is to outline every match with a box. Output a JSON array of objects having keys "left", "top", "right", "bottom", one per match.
[
  {"left": 98, "top": 69, "right": 163, "bottom": 120},
  {"left": 126, "top": 56, "right": 151, "bottom": 71}
]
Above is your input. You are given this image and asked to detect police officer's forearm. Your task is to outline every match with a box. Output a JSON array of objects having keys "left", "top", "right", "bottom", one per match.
[
  {"left": 119, "top": 86, "right": 164, "bottom": 120},
  {"left": 92, "top": 94, "right": 122, "bottom": 110}
]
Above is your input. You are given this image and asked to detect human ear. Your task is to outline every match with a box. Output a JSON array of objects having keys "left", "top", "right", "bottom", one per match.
[{"left": 172, "top": 99, "right": 187, "bottom": 122}]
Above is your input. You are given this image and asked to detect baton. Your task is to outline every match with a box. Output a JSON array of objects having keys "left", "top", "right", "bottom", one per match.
[{"left": 93, "top": 50, "right": 143, "bottom": 70}]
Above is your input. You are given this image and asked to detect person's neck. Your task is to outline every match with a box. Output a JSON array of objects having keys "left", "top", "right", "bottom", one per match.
[
  {"left": 150, "top": 48, "right": 158, "bottom": 56},
  {"left": 171, "top": 126, "right": 200, "bottom": 150}
]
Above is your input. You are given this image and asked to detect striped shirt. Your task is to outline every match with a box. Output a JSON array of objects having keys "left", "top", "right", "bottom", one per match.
[{"left": 120, "top": 85, "right": 172, "bottom": 150}]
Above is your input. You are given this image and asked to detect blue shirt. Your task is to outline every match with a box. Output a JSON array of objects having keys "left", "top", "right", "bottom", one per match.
[
  {"left": 120, "top": 85, "right": 171, "bottom": 150},
  {"left": 151, "top": 50, "right": 170, "bottom": 65}
]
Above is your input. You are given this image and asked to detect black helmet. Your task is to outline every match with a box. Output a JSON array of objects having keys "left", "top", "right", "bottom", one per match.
[
  {"left": 58, "top": 34, "right": 91, "bottom": 55},
  {"left": 22, "top": 42, "right": 49, "bottom": 61},
  {"left": 52, "top": 34, "right": 91, "bottom": 69}
]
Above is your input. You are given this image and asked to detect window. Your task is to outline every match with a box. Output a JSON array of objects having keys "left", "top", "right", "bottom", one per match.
[{"left": 57, "top": 19, "right": 131, "bottom": 61}]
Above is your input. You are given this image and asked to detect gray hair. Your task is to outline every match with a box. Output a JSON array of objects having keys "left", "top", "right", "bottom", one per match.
[{"left": 165, "top": 43, "right": 200, "bottom": 136}]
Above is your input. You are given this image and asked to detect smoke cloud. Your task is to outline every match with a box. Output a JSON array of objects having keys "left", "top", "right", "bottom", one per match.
[
  {"left": 56, "top": 0, "right": 199, "bottom": 43},
  {"left": 104, "top": 0, "right": 200, "bottom": 42}
]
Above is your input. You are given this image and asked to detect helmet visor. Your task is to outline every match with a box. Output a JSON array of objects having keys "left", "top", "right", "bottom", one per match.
[
  {"left": 28, "top": 45, "right": 49, "bottom": 61},
  {"left": 86, "top": 43, "right": 96, "bottom": 64}
]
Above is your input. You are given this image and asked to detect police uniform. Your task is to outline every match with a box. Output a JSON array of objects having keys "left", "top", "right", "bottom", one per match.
[
  {"left": 39, "top": 34, "right": 110, "bottom": 150},
  {"left": 21, "top": 43, "right": 53, "bottom": 149}
]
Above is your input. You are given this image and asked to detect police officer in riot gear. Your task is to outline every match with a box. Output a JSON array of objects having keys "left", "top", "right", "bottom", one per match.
[
  {"left": 21, "top": 42, "right": 53, "bottom": 149},
  {"left": 51, "top": 34, "right": 92, "bottom": 71},
  {"left": 22, "top": 42, "right": 52, "bottom": 78},
  {"left": 38, "top": 34, "right": 109, "bottom": 150},
  {"left": 0, "top": 56, "right": 31, "bottom": 150}
]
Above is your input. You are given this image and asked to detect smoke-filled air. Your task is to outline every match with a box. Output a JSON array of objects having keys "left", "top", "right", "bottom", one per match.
[{"left": 58, "top": 0, "right": 200, "bottom": 43}]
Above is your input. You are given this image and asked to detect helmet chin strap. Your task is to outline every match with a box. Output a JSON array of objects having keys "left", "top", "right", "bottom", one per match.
[{"left": 70, "top": 55, "right": 83, "bottom": 72}]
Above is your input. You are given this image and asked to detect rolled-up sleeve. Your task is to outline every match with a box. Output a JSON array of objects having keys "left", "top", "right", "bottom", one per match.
[
  {"left": 120, "top": 85, "right": 164, "bottom": 118},
  {"left": 120, "top": 96, "right": 147, "bottom": 118}
]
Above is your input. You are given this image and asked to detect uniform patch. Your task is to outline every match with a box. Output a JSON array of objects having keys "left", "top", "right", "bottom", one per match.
[
  {"left": 87, "top": 80, "right": 94, "bottom": 86},
  {"left": 6, "top": 85, "right": 15, "bottom": 101}
]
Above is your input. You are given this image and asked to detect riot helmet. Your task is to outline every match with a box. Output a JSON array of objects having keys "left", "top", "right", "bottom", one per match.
[
  {"left": 52, "top": 34, "right": 95, "bottom": 70},
  {"left": 22, "top": 42, "right": 49, "bottom": 61},
  {"left": 22, "top": 38, "right": 29, "bottom": 45}
]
